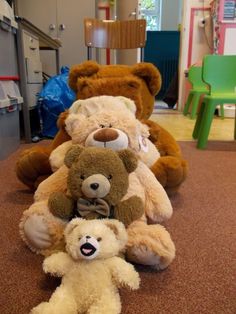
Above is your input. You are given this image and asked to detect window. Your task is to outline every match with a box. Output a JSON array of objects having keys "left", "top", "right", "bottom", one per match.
[{"left": 139, "top": 0, "right": 162, "bottom": 31}]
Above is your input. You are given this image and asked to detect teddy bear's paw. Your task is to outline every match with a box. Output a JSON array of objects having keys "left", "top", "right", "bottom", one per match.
[
  {"left": 125, "top": 269, "right": 140, "bottom": 290},
  {"left": 126, "top": 224, "right": 176, "bottom": 270},
  {"left": 23, "top": 214, "right": 52, "bottom": 250},
  {"left": 31, "top": 302, "right": 51, "bottom": 314},
  {"left": 127, "top": 245, "right": 163, "bottom": 270}
]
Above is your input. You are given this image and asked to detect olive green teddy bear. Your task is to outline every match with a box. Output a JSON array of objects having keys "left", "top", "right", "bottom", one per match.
[{"left": 48, "top": 145, "right": 144, "bottom": 227}]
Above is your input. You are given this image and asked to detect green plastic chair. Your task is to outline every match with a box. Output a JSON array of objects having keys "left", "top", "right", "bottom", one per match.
[
  {"left": 192, "top": 55, "right": 236, "bottom": 149},
  {"left": 183, "top": 66, "right": 209, "bottom": 119}
]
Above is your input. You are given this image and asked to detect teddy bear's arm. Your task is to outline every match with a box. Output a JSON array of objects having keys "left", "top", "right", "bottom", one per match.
[
  {"left": 106, "top": 257, "right": 140, "bottom": 290},
  {"left": 43, "top": 251, "right": 74, "bottom": 277},
  {"left": 114, "top": 196, "right": 144, "bottom": 227},
  {"left": 48, "top": 191, "right": 75, "bottom": 220},
  {"left": 34, "top": 165, "right": 69, "bottom": 202},
  {"left": 135, "top": 161, "right": 173, "bottom": 222}
]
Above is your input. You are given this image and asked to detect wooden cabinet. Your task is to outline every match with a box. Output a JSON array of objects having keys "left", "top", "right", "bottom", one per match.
[{"left": 17, "top": 0, "right": 96, "bottom": 75}]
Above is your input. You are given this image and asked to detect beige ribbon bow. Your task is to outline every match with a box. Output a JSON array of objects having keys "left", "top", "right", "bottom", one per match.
[{"left": 77, "top": 198, "right": 110, "bottom": 218}]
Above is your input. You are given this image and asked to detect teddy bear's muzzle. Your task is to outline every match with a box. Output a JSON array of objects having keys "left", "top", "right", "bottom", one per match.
[
  {"left": 78, "top": 236, "right": 100, "bottom": 260},
  {"left": 85, "top": 128, "right": 129, "bottom": 151},
  {"left": 81, "top": 174, "right": 111, "bottom": 198}
]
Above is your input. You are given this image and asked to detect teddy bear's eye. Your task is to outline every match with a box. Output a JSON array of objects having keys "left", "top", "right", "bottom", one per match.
[
  {"left": 78, "top": 236, "right": 82, "bottom": 241},
  {"left": 107, "top": 174, "right": 112, "bottom": 180},
  {"left": 80, "top": 174, "right": 85, "bottom": 180},
  {"left": 99, "top": 124, "right": 105, "bottom": 128},
  {"left": 109, "top": 123, "right": 112, "bottom": 128},
  {"left": 97, "top": 237, "right": 102, "bottom": 242}
]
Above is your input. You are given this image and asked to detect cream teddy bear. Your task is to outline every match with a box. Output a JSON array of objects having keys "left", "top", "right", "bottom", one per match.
[
  {"left": 31, "top": 218, "right": 140, "bottom": 314},
  {"left": 50, "top": 96, "right": 160, "bottom": 172},
  {"left": 20, "top": 96, "right": 175, "bottom": 269}
]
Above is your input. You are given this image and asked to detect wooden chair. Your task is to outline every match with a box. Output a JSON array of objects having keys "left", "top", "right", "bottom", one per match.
[{"left": 84, "top": 18, "right": 147, "bottom": 62}]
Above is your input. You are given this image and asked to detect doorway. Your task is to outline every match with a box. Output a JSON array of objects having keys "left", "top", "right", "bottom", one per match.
[{"left": 116, "top": 0, "right": 182, "bottom": 108}]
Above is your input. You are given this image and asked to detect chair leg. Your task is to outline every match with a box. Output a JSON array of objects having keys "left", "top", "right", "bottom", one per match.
[
  {"left": 183, "top": 92, "right": 193, "bottom": 116},
  {"left": 190, "top": 93, "right": 201, "bottom": 119},
  {"left": 192, "top": 102, "right": 205, "bottom": 139},
  {"left": 234, "top": 105, "right": 236, "bottom": 140},
  {"left": 197, "top": 100, "right": 217, "bottom": 149},
  {"left": 219, "top": 104, "right": 224, "bottom": 120}
]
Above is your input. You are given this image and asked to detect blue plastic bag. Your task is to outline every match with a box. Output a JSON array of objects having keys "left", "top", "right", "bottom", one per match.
[{"left": 39, "top": 66, "right": 76, "bottom": 138}]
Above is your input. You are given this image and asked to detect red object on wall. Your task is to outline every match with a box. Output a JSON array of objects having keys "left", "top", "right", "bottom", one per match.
[{"left": 0, "top": 76, "right": 20, "bottom": 81}]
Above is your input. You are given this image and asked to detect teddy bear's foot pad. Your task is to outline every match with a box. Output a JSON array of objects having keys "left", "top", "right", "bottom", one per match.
[
  {"left": 126, "top": 245, "right": 166, "bottom": 270},
  {"left": 23, "top": 215, "right": 52, "bottom": 250}
]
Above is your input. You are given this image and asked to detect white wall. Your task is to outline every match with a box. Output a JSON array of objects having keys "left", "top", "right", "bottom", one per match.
[{"left": 178, "top": 0, "right": 212, "bottom": 110}]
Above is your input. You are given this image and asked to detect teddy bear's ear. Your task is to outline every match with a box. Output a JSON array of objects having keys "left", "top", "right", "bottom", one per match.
[
  {"left": 117, "top": 149, "right": 138, "bottom": 173},
  {"left": 64, "top": 218, "right": 83, "bottom": 238},
  {"left": 69, "top": 100, "right": 85, "bottom": 114},
  {"left": 64, "top": 145, "right": 84, "bottom": 168},
  {"left": 69, "top": 61, "right": 100, "bottom": 92},
  {"left": 115, "top": 96, "right": 136, "bottom": 115},
  {"left": 103, "top": 219, "right": 127, "bottom": 248},
  {"left": 131, "top": 62, "right": 162, "bottom": 96},
  {"left": 56, "top": 110, "right": 69, "bottom": 129},
  {"left": 65, "top": 113, "right": 86, "bottom": 137}
]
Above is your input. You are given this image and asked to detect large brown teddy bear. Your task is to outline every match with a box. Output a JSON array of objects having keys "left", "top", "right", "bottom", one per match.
[{"left": 16, "top": 61, "right": 188, "bottom": 195}]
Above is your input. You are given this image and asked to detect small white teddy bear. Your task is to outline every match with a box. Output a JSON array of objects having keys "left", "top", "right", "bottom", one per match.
[{"left": 31, "top": 218, "right": 140, "bottom": 314}]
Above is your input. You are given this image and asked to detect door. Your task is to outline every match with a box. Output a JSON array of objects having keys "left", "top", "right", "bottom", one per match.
[
  {"left": 116, "top": 0, "right": 140, "bottom": 65},
  {"left": 57, "top": 0, "right": 95, "bottom": 68}
]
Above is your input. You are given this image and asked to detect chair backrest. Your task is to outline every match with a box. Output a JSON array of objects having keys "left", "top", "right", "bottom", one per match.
[
  {"left": 202, "top": 55, "right": 236, "bottom": 94},
  {"left": 84, "top": 18, "right": 146, "bottom": 49},
  {"left": 188, "top": 66, "right": 208, "bottom": 91}
]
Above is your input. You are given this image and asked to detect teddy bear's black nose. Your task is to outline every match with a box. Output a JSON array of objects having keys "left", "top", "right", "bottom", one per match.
[{"left": 90, "top": 183, "right": 99, "bottom": 190}]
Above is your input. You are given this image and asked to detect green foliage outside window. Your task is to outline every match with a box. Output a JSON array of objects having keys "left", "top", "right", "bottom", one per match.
[
  {"left": 140, "top": 0, "right": 161, "bottom": 31},
  {"left": 140, "top": 0, "right": 156, "bottom": 11}
]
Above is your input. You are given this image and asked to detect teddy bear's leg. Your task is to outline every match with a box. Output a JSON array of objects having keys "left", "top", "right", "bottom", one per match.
[
  {"left": 31, "top": 286, "right": 77, "bottom": 314},
  {"left": 126, "top": 221, "right": 175, "bottom": 270},
  {"left": 150, "top": 156, "right": 188, "bottom": 196},
  {"left": 16, "top": 111, "right": 71, "bottom": 190},
  {"left": 88, "top": 289, "right": 121, "bottom": 314},
  {"left": 19, "top": 200, "right": 67, "bottom": 255},
  {"left": 15, "top": 146, "right": 52, "bottom": 190},
  {"left": 142, "top": 119, "right": 188, "bottom": 195}
]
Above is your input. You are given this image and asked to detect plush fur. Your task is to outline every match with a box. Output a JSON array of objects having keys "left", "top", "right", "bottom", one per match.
[
  {"left": 19, "top": 96, "right": 176, "bottom": 268},
  {"left": 68, "top": 62, "right": 161, "bottom": 119},
  {"left": 15, "top": 61, "right": 187, "bottom": 194},
  {"left": 31, "top": 219, "right": 140, "bottom": 314},
  {"left": 19, "top": 163, "right": 175, "bottom": 268},
  {"left": 48, "top": 145, "right": 144, "bottom": 227}
]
